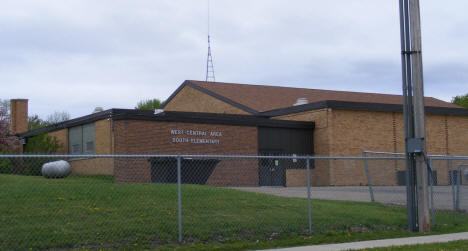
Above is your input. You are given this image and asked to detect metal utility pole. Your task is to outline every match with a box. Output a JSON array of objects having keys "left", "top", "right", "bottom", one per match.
[{"left": 399, "top": 0, "right": 430, "bottom": 232}]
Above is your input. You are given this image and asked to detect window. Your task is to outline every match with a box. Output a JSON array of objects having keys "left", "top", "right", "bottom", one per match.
[{"left": 69, "top": 123, "right": 95, "bottom": 154}]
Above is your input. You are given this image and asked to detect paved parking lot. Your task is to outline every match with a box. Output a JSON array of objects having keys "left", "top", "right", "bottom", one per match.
[{"left": 232, "top": 185, "right": 468, "bottom": 211}]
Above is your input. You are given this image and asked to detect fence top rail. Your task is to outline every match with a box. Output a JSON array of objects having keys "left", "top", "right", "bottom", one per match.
[
  {"left": 0, "top": 154, "right": 406, "bottom": 160},
  {"left": 427, "top": 156, "right": 468, "bottom": 160},
  {"left": 2, "top": 153, "right": 467, "bottom": 160},
  {"left": 363, "top": 150, "right": 468, "bottom": 160}
]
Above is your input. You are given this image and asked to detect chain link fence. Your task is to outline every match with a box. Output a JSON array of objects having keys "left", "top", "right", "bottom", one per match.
[
  {"left": 430, "top": 158, "right": 468, "bottom": 211},
  {"left": 363, "top": 150, "right": 468, "bottom": 213},
  {"left": 1, "top": 153, "right": 467, "bottom": 249}
]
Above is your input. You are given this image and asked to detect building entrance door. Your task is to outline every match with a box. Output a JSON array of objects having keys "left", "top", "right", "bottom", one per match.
[{"left": 259, "top": 150, "right": 285, "bottom": 186}]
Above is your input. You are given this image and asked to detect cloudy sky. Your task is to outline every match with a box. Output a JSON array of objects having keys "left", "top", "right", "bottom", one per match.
[{"left": 1, "top": 0, "right": 467, "bottom": 119}]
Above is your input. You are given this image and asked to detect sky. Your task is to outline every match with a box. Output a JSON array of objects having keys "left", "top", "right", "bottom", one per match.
[{"left": 1, "top": 0, "right": 467, "bottom": 119}]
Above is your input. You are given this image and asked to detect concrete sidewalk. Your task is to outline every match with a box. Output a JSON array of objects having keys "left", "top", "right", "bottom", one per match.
[{"left": 265, "top": 232, "right": 468, "bottom": 251}]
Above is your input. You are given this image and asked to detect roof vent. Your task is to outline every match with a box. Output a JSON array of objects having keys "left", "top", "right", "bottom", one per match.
[
  {"left": 92, "top": 107, "right": 104, "bottom": 114},
  {"left": 293, "top": 98, "right": 308, "bottom": 106}
]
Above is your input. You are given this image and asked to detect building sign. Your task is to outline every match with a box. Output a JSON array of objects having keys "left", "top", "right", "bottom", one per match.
[{"left": 171, "top": 129, "right": 223, "bottom": 144}]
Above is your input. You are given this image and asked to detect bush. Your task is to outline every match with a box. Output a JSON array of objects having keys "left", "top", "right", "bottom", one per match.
[
  {"left": 0, "top": 149, "right": 14, "bottom": 174},
  {"left": 23, "top": 158, "right": 59, "bottom": 176},
  {"left": 0, "top": 157, "right": 58, "bottom": 176},
  {"left": 24, "top": 133, "right": 63, "bottom": 154},
  {"left": 5, "top": 133, "right": 65, "bottom": 176}
]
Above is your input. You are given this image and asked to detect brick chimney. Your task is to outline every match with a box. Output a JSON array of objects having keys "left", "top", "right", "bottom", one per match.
[{"left": 10, "top": 99, "right": 28, "bottom": 135}]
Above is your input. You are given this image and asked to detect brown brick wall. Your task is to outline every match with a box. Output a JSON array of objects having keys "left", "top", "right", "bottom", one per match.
[
  {"left": 21, "top": 105, "right": 467, "bottom": 186},
  {"left": 447, "top": 115, "right": 468, "bottom": 156},
  {"left": 286, "top": 169, "right": 307, "bottom": 187},
  {"left": 113, "top": 158, "right": 151, "bottom": 183},
  {"left": 48, "top": 129, "right": 68, "bottom": 154},
  {"left": 447, "top": 115, "right": 468, "bottom": 184},
  {"left": 426, "top": 115, "right": 450, "bottom": 185},
  {"left": 70, "top": 158, "right": 114, "bottom": 175},
  {"left": 276, "top": 108, "right": 468, "bottom": 186},
  {"left": 95, "top": 119, "right": 113, "bottom": 154},
  {"left": 164, "top": 86, "right": 251, "bottom": 115},
  {"left": 393, "top": 112, "right": 406, "bottom": 180},
  {"left": 427, "top": 115, "right": 448, "bottom": 154},
  {"left": 329, "top": 110, "right": 395, "bottom": 156},
  {"left": 113, "top": 120, "right": 259, "bottom": 185},
  {"left": 328, "top": 110, "right": 395, "bottom": 186},
  {"left": 328, "top": 111, "right": 468, "bottom": 186}
]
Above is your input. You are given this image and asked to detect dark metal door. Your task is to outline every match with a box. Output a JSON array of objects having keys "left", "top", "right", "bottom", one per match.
[{"left": 259, "top": 150, "right": 285, "bottom": 186}]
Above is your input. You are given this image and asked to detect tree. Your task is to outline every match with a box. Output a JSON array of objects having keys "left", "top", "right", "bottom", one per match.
[
  {"left": 46, "top": 111, "right": 70, "bottom": 124},
  {"left": 452, "top": 94, "right": 468, "bottom": 108},
  {"left": 28, "top": 111, "right": 70, "bottom": 130},
  {"left": 0, "top": 108, "right": 19, "bottom": 152},
  {"left": 135, "top": 99, "right": 162, "bottom": 110},
  {"left": 28, "top": 115, "right": 51, "bottom": 130},
  {"left": 24, "top": 133, "right": 63, "bottom": 154},
  {"left": 0, "top": 99, "right": 9, "bottom": 116},
  {"left": 0, "top": 108, "right": 17, "bottom": 174}
]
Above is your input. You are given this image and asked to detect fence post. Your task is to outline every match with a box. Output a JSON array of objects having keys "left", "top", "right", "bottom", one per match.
[
  {"left": 428, "top": 159, "right": 434, "bottom": 226},
  {"left": 450, "top": 160, "right": 455, "bottom": 211},
  {"left": 306, "top": 157, "right": 312, "bottom": 234},
  {"left": 177, "top": 155, "right": 182, "bottom": 242},
  {"left": 456, "top": 164, "right": 461, "bottom": 211},
  {"left": 361, "top": 149, "right": 375, "bottom": 202}
]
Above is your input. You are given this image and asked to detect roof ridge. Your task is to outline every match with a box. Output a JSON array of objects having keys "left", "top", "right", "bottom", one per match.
[{"left": 187, "top": 80, "right": 446, "bottom": 100}]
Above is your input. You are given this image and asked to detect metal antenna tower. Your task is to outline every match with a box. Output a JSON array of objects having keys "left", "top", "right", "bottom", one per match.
[{"left": 205, "top": 0, "right": 215, "bottom": 82}]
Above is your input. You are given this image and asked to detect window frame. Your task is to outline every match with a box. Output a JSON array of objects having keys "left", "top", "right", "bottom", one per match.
[{"left": 68, "top": 123, "right": 95, "bottom": 155}]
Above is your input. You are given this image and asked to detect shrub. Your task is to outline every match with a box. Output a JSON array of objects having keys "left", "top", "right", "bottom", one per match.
[
  {"left": 16, "top": 133, "right": 64, "bottom": 176},
  {"left": 0, "top": 149, "right": 14, "bottom": 174}
]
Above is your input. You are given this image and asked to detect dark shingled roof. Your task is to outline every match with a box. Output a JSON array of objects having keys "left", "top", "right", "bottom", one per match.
[{"left": 182, "top": 80, "right": 462, "bottom": 113}]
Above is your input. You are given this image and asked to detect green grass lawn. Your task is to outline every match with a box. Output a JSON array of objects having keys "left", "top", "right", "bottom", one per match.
[{"left": 1, "top": 174, "right": 468, "bottom": 250}]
